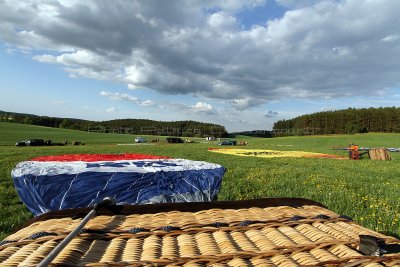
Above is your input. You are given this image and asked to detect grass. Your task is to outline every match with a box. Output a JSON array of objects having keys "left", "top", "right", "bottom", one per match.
[{"left": 1, "top": 122, "right": 400, "bottom": 240}]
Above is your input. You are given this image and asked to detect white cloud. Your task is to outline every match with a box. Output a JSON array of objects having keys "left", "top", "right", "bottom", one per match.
[
  {"left": 1, "top": 0, "right": 400, "bottom": 112},
  {"left": 192, "top": 102, "right": 214, "bottom": 113},
  {"left": 106, "top": 107, "right": 118, "bottom": 113},
  {"left": 139, "top": 100, "right": 154, "bottom": 106},
  {"left": 100, "top": 90, "right": 153, "bottom": 106},
  {"left": 168, "top": 101, "right": 216, "bottom": 115},
  {"left": 276, "top": 0, "right": 320, "bottom": 9},
  {"left": 380, "top": 34, "right": 400, "bottom": 43},
  {"left": 100, "top": 91, "right": 138, "bottom": 101},
  {"left": 5, "top": 47, "right": 17, "bottom": 54},
  {"left": 33, "top": 54, "right": 57, "bottom": 64},
  {"left": 207, "top": 12, "right": 238, "bottom": 31},
  {"left": 230, "top": 98, "right": 265, "bottom": 110}
]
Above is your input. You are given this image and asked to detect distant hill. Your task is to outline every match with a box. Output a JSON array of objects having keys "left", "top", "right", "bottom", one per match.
[
  {"left": 273, "top": 107, "right": 400, "bottom": 136},
  {"left": 0, "top": 110, "right": 228, "bottom": 138}
]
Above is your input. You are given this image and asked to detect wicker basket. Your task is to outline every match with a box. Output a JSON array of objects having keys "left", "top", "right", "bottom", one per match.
[
  {"left": 1, "top": 198, "right": 400, "bottom": 266},
  {"left": 368, "top": 148, "right": 392, "bottom": 160}
]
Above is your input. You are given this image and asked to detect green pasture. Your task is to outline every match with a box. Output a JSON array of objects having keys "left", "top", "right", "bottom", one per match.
[{"left": 1, "top": 122, "right": 400, "bottom": 240}]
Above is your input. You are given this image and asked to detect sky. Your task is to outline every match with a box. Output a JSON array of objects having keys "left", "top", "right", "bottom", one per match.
[{"left": 0, "top": 0, "right": 400, "bottom": 132}]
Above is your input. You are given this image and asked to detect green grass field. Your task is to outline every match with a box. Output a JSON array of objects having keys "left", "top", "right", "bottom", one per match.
[{"left": 1, "top": 122, "right": 400, "bottom": 240}]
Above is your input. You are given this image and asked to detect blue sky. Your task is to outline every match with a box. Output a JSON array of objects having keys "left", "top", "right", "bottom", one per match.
[{"left": 0, "top": 0, "right": 400, "bottom": 132}]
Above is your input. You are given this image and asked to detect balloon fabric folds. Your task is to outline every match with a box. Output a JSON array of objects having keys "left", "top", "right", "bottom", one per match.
[{"left": 11, "top": 154, "right": 225, "bottom": 215}]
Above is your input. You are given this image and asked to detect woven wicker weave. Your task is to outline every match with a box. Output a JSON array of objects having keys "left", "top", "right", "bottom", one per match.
[{"left": 1, "top": 199, "right": 400, "bottom": 266}]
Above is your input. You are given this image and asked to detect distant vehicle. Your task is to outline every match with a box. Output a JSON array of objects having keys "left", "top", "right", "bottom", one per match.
[
  {"left": 15, "top": 139, "right": 45, "bottom": 146},
  {"left": 72, "top": 141, "right": 85, "bottom": 145},
  {"left": 218, "top": 140, "right": 237, "bottom": 146},
  {"left": 135, "top": 137, "right": 146, "bottom": 143},
  {"left": 15, "top": 141, "right": 26, "bottom": 146},
  {"left": 166, "top": 137, "right": 184, "bottom": 143}
]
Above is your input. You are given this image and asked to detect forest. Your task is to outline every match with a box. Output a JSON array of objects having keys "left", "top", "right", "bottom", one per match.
[
  {"left": 273, "top": 107, "right": 400, "bottom": 136},
  {"left": 3, "top": 107, "right": 399, "bottom": 138},
  {"left": 0, "top": 110, "right": 228, "bottom": 137}
]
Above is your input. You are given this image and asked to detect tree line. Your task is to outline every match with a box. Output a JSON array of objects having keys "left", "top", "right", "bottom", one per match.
[
  {"left": 273, "top": 107, "right": 400, "bottom": 136},
  {"left": 0, "top": 110, "right": 228, "bottom": 137}
]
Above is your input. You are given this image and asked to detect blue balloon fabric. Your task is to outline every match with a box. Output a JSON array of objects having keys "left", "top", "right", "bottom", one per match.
[{"left": 11, "top": 154, "right": 225, "bottom": 216}]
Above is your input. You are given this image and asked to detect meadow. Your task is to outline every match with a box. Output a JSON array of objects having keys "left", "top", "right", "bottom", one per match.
[{"left": 1, "top": 122, "right": 400, "bottom": 241}]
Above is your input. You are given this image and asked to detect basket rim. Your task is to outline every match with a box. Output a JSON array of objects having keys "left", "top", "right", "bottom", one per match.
[{"left": 16, "top": 198, "right": 326, "bottom": 232}]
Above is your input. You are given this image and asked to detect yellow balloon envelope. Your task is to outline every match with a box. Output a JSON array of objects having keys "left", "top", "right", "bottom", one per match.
[{"left": 209, "top": 148, "right": 345, "bottom": 159}]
